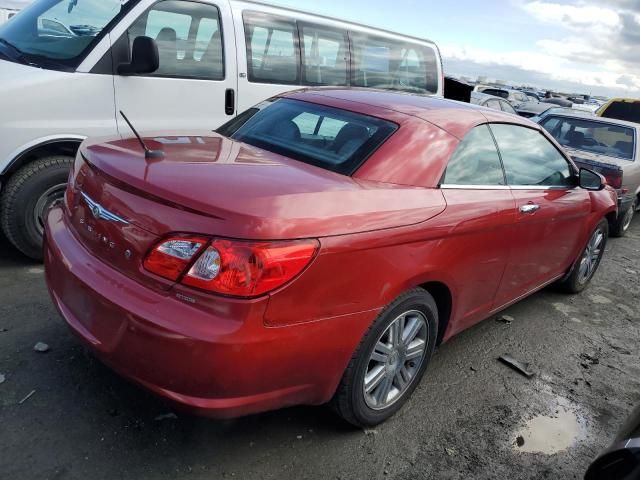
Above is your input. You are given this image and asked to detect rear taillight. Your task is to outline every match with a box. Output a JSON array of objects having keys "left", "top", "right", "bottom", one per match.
[
  {"left": 144, "top": 236, "right": 318, "bottom": 297},
  {"left": 603, "top": 170, "right": 623, "bottom": 190},
  {"left": 143, "top": 236, "right": 208, "bottom": 281}
]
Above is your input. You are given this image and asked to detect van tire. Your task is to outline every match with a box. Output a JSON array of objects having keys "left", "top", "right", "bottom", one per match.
[{"left": 1, "top": 156, "right": 73, "bottom": 260}]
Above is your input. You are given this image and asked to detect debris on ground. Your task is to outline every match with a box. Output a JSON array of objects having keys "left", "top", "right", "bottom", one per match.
[
  {"left": 499, "top": 354, "right": 535, "bottom": 378},
  {"left": 516, "top": 436, "right": 525, "bottom": 447},
  {"left": 0, "top": 373, "right": 5, "bottom": 384},
  {"left": 579, "top": 353, "right": 599, "bottom": 370},
  {"left": 296, "top": 435, "right": 303, "bottom": 440},
  {"left": 445, "top": 447, "right": 457, "bottom": 456},
  {"left": 154, "top": 413, "right": 178, "bottom": 421},
  {"left": 364, "top": 429, "right": 378, "bottom": 436},
  {"left": 19, "top": 390, "right": 36, "bottom": 404},
  {"left": 496, "top": 315, "right": 514, "bottom": 324},
  {"left": 33, "top": 342, "right": 49, "bottom": 353},
  {"left": 625, "top": 269, "right": 637, "bottom": 275},
  {"left": 470, "top": 365, "right": 477, "bottom": 372}
]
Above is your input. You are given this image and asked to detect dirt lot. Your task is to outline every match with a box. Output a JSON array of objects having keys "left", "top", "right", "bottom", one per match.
[{"left": 1, "top": 222, "right": 639, "bottom": 480}]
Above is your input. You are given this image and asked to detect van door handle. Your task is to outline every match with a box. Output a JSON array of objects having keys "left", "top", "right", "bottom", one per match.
[
  {"left": 519, "top": 204, "right": 540, "bottom": 214},
  {"left": 225, "top": 89, "right": 235, "bottom": 116}
]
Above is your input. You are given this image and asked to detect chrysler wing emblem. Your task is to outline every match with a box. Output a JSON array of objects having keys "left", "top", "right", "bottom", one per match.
[{"left": 81, "top": 192, "right": 129, "bottom": 224}]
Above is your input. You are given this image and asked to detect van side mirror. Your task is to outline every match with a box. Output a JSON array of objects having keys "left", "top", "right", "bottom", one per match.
[
  {"left": 117, "top": 36, "right": 159, "bottom": 76},
  {"left": 579, "top": 168, "right": 605, "bottom": 191}
]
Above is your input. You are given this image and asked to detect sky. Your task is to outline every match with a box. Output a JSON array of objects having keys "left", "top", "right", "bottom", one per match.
[{"left": 3, "top": 0, "right": 639, "bottom": 97}]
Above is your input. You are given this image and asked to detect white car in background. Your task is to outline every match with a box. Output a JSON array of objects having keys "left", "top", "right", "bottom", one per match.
[{"left": 0, "top": 0, "right": 443, "bottom": 259}]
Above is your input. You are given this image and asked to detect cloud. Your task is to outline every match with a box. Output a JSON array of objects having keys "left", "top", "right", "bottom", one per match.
[
  {"left": 441, "top": 41, "right": 640, "bottom": 96},
  {"left": 523, "top": 1, "right": 620, "bottom": 30}
]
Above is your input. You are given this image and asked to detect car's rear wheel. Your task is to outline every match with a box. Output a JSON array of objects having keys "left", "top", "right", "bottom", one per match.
[
  {"left": 611, "top": 199, "right": 637, "bottom": 237},
  {"left": 331, "top": 288, "right": 438, "bottom": 427},
  {"left": 0, "top": 156, "right": 73, "bottom": 260},
  {"left": 557, "top": 218, "right": 608, "bottom": 293}
]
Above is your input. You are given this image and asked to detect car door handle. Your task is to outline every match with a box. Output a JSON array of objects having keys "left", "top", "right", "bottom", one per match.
[
  {"left": 519, "top": 204, "right": 540, "bottom": 214},
  {"left": 225, "top": 89, "right": 235, "bottom": 116}
]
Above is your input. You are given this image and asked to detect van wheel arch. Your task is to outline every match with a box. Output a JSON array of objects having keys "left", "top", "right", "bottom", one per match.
[
  {"left": 1, "top": 142, "right": 79, "bottom": 260},
  {"left": 3, "top": 140, "right": 81, "bottom": 178}
]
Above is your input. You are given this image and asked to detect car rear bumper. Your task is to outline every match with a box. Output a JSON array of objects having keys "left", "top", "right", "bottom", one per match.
[{"left": 44, "top": 205, "right": 375, "bottom": 418}]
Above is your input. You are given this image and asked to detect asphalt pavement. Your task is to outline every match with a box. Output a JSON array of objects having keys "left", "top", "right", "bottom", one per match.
[{"left": 1, "top": 221, "right": 639, "bottom": 480}]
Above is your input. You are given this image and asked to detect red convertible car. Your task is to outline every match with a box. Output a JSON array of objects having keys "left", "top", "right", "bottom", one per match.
[{"left": 44, "top": 89, "right": 617, "bottom": 426}]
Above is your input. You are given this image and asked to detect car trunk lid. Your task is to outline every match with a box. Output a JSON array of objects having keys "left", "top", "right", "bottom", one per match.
[{"left": 76, "top": 132, "right": 446, "bottom": 238}]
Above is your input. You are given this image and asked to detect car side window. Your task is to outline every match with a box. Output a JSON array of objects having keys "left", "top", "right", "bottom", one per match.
[
  {"left": 500, "top": 101, "right": 516, "bottom": 114},
  {"left": 243, "top": 12, "right": 299, "bottom": 84},
  {"left": 490, "top": 124, "right": 573, "bottom": 187},
  {"left": 485, "top": 99, "right": 501, "bottom": 111},
  {"left": 443, "top": 125, "right": 505, "bottom": 186},
  {"left": 126, "top": 0, "right": 224, "bottom": 80},
  {"left": 301, "top": 24, "right": 349, "bottom": 86}
]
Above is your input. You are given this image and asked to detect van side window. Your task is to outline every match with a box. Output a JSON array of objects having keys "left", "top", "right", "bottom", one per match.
[
  {"left": 350, "top": 32, "right": 439, "bottom": 94},
  {"left": 243, "top": 12, "right": 299, "bottom": 84},
  {"left": 126, "top": 0, "right": 224, "bottom": 80},
  {"left": 300, "top": 24, "right": 349, "bottom": 86}
]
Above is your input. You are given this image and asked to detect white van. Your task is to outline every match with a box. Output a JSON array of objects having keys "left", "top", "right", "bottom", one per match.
[
  {"left": 0, "top": 8, "right": 19, "bottom": 25},
  {"left": 0, "top": 0, "right": 443, "bottom": 259}
]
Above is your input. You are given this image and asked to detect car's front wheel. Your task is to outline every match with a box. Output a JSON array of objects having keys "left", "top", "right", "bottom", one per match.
[
  {"left": 557, "top": 218, "right": 608, "bottom": 293},
  {"left": 332, "top": 288, "right": 438, "bottom": 427}
]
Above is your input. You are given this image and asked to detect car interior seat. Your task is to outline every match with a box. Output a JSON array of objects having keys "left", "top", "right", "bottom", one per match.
[{"left": 155, "top": 27, "right": 178, "bottom": 74}]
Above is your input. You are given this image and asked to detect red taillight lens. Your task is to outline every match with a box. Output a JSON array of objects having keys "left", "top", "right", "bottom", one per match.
[
  {"left": 182, "top": 238, "right": 318, "bottom": 297},
  {"left": 143, "top": 236, "right": 208, "bottom": 281},
  {"left": 603, "top": 171, "right": 623, "bottom": 190}
]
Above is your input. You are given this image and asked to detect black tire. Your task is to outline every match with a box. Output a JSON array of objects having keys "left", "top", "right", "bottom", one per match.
[
  {"left": 0, "top": 156, "right": 73, "bottom": 260},
  {"left": 331, "top": 288, "right": 438, "bottom": 427},
  {"left": 610, "top": 199, "right": 637, "bottom": 237},
  {"left": 556, "top": 218, "right": 608, "bottom": 294}
]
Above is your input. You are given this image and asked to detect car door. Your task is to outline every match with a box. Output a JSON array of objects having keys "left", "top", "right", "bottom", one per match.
[
  {"left": 489, "top": 123, "right": 592, "bottom": 308},
  {"left": 112, "top": 0, "right": 237, "bottom": 133},
  {"left": 439, "top": 125, "right": 517, "bottom": 332}
]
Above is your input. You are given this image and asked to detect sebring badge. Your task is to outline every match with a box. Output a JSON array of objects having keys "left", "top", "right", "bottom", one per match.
[{"left": 80, "top": 192, "right": 129, "bottom": 224}]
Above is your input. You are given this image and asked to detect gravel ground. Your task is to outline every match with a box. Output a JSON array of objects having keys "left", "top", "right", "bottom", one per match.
[{"left": 0, "top": 221, "right": 639, "bottom": 480}]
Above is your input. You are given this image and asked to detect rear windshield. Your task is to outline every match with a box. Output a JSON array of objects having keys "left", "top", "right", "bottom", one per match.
[
  {"left": 220, "top": 98, "right": 398, "bottom": 175},
  {"left": 541, "top": 116, "right": 636, "bottom": 160},
  {"left": 482, "top": 88, "right": 509, "bottom": 99},
  {"left": 600, "top": 101, "right": 640, "bottom": 124}
]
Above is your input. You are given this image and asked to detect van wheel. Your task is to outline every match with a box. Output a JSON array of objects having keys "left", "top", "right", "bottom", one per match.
[
  {"left": 556, "top": 219, "right": 608, "bottom": 294},
  {"left": 1, "top": 156, "right": 73, "bottom": 260},
  {"left": 610, "top": 199, "right": 636, "bottom": 237},
  {"left": 331, "top": 288, "right": 438, "bottom": 427}
]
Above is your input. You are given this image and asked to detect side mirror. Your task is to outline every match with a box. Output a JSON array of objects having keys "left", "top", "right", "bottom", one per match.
[
  {"left": 579, "top": 168, "right": 605, "bottom": 191},
  {"left": 117, "top": 36, "right": 159, "bottom": 76}
]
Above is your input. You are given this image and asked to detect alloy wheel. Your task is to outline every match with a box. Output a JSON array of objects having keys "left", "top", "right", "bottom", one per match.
[
  {"left": 577, "top": 227, "right": 606, "bottom": 285},
  {"left": 363, "top": 310, "right": 428, "bottom": 410}
]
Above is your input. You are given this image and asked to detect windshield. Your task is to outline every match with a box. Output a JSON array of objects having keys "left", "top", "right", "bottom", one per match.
[
  {"left": 219, "top": 98, "right": 398, "bottom": 175},
  {"left": 0, "top": 0, "right": 136, "bottom": 70},
  {"left": 541, "top": 116, "right": 636, "bottom": 161}
]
